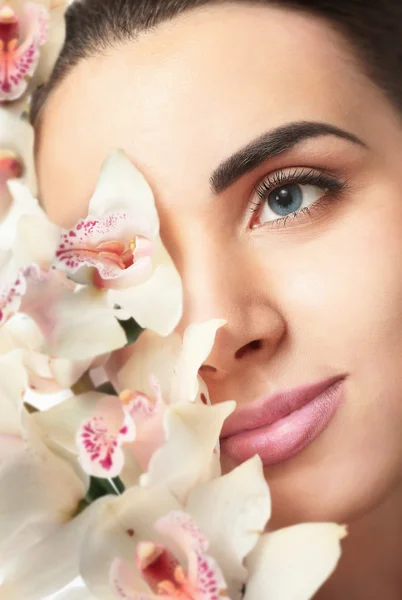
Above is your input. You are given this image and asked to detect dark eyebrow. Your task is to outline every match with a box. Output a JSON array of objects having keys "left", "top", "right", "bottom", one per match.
[{"left": 210, "top": 120, "right": 366, "bottom": 195}]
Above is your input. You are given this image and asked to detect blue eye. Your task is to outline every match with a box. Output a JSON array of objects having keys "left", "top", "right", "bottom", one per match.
[
  {"left": 259, "top": 183, "right": 323, "bottom": 224},
  {"left": 267, "top": 184, "right": 304, "bottom": 216},
  {"left": 250, "top": 167, "right": 347, "bottom": 229}
]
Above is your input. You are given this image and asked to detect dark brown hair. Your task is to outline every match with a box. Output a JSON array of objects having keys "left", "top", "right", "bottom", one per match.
[{"left": 30, "top": 0, "right": 402, "bottom": 124}]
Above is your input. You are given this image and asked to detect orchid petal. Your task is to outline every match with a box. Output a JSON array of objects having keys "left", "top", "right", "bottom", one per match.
[
  {"left": 77, "top": 396, "right": 135, "bottom": 479},
  {"left": 0, "top": 421, "right": 86, "bottom": 568},
  {"left": 0, "top": 499, "right": 109, "bottom": 600},
  {"left": 155, "top": 511, "right": 229, "bottom": 600},
  {"left": 115, "top": 329, "right": 182, "bottom": 400},
  {"left": 34, "top": 391, "right": 142, "bottom": 483},
  {"left": 45, "top": 587, "right": 97, "bottom": 600},
  {"left": 29, "top": 1, "right": 66, "bottom": 89},
  {"left": 0, "top": 2, "right": 48, "bottom": 102},
  {"left": 109, "top": 243, "right": 182, "bottom": 337},
  {"left": 33, "top": 392, "right": 111, "bottom": 455},
  {"left": 146, "top": 401, "right": 235, "bottom": 499},
  {"left": 0, "top": 349, "right": 26, "bottom": 458},
  {"left": 244, "top": 523, "right": 347, "bottom": 600},
  {"left": 0, "top": 149, "right": 23, "bottom": 218},
  {"left": 171, "top": 319, "right": 226, "bottom": 403},
  {"left": 0, "top": 109, "right": 36, "bottom": 215},
  {"left": 186, "top": 456, "right": 271, "bottom": 599},
  {"left": 89, "top": 150, "right": 159, "bottom": 237},
  {"left": 0, "top": 313, "right": 92, "bottom": 392},
  {"left": 54, "top": 213, "right": 145, "bottom": 285},
  {"left": 110, "top": 557, "right": 155, "bottom": 600},
  {"left": 80, "top": 486, "right": 179, "bottom": 599},
  {"left": 0, "top": 177, "right": 40, "bottom": 249},
  {"left": 32, "top": 285, "right": 127, "bottom": 360},
  {"left": 10, "top": 186, "right": 60, "bottom": 268},
  {"left": 0, "top": 248, "right": 26, "bottom": 324}
]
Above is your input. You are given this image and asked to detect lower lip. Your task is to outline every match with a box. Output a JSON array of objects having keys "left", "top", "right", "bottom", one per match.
[{"left": 220, "top": 379, "right": 344, "bottom": 466}]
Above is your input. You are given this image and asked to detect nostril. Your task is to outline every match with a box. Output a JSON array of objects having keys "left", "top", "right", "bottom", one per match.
[
  {"left": 235, "top": 339, "right": 262, "bottom": 360},
  {"left": 199, "top": 364, "right": 218, "bottom": 374}
]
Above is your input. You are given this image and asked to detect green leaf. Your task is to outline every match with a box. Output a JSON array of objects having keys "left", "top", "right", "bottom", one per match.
[
  {"left": 95, "top": 381, "right": 118, "bottom": 396},
  {"left": 118, "top": 317, "right": 144, "bottom": 345},
  {"left": 84, "top": 476, "right": 126, "bottom": 504}
]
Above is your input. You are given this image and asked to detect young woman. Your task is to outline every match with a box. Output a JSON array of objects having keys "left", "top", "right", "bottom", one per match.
[{"left": 31, "top": 1, "right": 402, "bottom": 597}]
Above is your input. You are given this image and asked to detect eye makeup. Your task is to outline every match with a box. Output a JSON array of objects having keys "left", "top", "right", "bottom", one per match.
[{"left": 248, "top": 166, "right": 348, "bottom": 229}]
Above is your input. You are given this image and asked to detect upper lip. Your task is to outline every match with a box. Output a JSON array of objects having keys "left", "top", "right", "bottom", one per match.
[{"left": 220, "top": 374, "right": 346, "bottom": 439}]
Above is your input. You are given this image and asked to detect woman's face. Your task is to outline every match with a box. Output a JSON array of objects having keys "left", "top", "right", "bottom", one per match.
[{"left": 36, "top": 3, "right": 402, "bottom": 527}]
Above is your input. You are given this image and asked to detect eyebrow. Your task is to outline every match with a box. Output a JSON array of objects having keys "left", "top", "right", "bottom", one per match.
[{"left": 210, "top": 120, "right": 366, "bottom": 195}]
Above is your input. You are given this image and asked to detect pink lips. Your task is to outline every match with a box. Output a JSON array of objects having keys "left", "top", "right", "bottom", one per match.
[{"left": 220, "top": 375, "right": 345, "bottom": 466}]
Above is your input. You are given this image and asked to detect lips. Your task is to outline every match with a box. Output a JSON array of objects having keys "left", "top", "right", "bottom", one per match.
[{"left": 220, "top": 374, "right": 346, "bottom": 466}]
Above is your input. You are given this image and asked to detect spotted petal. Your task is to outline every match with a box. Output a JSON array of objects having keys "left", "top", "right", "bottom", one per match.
[
  {"left": 0, "top": 250, "right": 36, "bottom": 326},
  {"left": 0, "top": 3, "right": 48, "bottom": 102},
  {"left": 155, "top": 510, "right": 228, "bottom": 600},
  {"left": 54, "top": 214, "right": 153, "bottom": 286},
  {"left": 77, "top": 395, "right": 135, "bottom": 479},
  {"left": 54, "top": 150, "right": 159, "bottom": 287},
  {"left": 110, "top": 511, "right": 228, "bottom": 600},
  {"left": 88, "top": 149, "right": 159, "bottom": 237}
]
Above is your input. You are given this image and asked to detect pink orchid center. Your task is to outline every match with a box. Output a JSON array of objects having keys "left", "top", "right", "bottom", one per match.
[
  {"left": 136, "top": 542, "right": 194, "bottom": 599},
  {"left": 56, "top": 236, "right": 136, "bottom": 286},
  {"left": 119, "top": 389, "right": 157, "bottom": 419},
  {"left": 0, "top": 6, "right": 19, "bottom": 51},
  {"left": 80, "top": 239, "right": 135, "bottom": 270}
]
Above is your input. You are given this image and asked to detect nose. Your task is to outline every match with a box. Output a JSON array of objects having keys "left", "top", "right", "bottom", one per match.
[{"left": 176, "top": 241, "right": 286, "bottom": 379}]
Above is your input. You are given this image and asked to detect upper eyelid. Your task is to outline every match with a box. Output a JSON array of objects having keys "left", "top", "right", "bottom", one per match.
[{"left": 253, "top": 166, "right": 341, "bottom": 197}]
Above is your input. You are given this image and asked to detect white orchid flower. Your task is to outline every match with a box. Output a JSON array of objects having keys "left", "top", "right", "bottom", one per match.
[
  {"left": 0, "top": 350, "right": 88, "bottom": 572},
  {"left": 33, "top": 320, "right": 227, "bottom": 483},
  {"left": 74, "top": 457, "right": 345, "bottom": 600},
  {"left": 0, "top": 0, "right": 68, "bottom": 105},
  {"left": 0, "top": 109, "right": 36, "bottom": 219},
  {"left": 2, "top": 401, "right": 235, "bottom": 600},
  {"left": 53, "top": 149, "right": 183, "bottom": 336},
  {"left": 0, "top": 181, "right": 127, "bottom": 360}
]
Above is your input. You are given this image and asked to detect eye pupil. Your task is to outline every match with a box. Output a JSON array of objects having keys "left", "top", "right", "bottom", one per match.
[{"left": 268, "top": 184, "right": 303, "bottom": 216}]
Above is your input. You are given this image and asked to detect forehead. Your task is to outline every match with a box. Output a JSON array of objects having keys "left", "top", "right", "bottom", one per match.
[{"left": 37, "top": 3, "right": 369, "bottom": 225}]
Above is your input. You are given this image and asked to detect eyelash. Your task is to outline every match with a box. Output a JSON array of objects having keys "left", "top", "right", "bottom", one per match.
[{"left": 249, "top": 167, "right": 348, "bottom": 229}]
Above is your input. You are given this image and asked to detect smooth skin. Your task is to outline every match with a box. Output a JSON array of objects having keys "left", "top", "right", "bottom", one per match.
[{"left": 36, "top": 4, "right": 402, "bottom": 598}]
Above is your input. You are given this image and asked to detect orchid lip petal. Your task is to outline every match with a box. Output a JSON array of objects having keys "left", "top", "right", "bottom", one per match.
[
  {"left": 77, "top": 406, "right": 136, "bottom": 479},
  {"left": 0, "top": 3, "right": 49, "bottom": 102},
  {"left": 54, "top": 212, "right": 153, "bottom": 286}
]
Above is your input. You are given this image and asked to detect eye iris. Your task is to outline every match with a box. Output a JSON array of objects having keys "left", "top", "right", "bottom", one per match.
[{"left": 268, "top": 184, "right": 303, "bottom": 216}]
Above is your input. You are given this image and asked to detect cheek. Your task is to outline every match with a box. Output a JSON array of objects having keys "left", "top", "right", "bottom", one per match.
[
  {"left": 273, "top": 182, "right": 402, "bottom": 368},
  {"left": 260, "top": 183, "right": 402, "bottom": 522}
]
